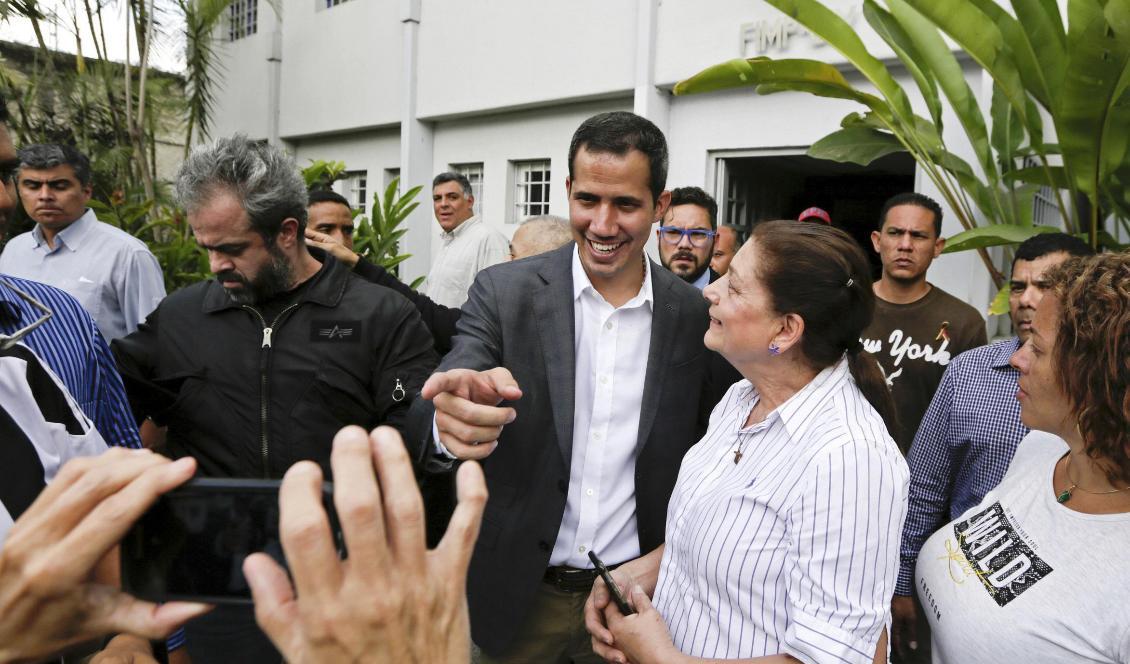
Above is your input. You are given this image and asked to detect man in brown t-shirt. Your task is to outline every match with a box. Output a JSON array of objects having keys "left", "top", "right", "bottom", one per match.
[{"left": 861, "top": 193, "right": 986, "bottom": 454}]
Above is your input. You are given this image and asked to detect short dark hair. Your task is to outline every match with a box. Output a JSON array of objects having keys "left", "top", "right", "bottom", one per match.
[
  {"left": 432, "top": 172, "right": 473, "bottom": 198},
  {"left": 17, "top": 144, "right": 93, "bottom": 186},
  {"left": 0, "top": 89, "right": 9, "bottom": 124},
  {"left": 568, "top": 111, "right": 668, "bottom": 203},
  {"left": 1011, "top": 232, "right": 1093, "bottom": 271},
  {"left": 879, "top": 192, "right": 943, "bottom": 237},
  {"left": 308, "top": 189, "right": 352, "bottom": 211},
  {"left": 668, "top": 186, "right": 717, "bottom": 229}
]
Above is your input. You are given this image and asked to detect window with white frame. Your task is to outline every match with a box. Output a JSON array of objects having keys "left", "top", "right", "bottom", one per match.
[
  {"left": 451, "top": 162, "right": 484, "bottom": 216},
  {"left": 228, "top": 0, "right": 258, "bottom": 41},
  {"left": 511, "top": 160, "right": 551, "bottom": 222},
  {"left": 383, "top": 168, "right": 401, "bottom": 195},
  {"left": 324, "top": 0, "right": 351, "bottom": 7},
  {"left": 335, "top": 171, "right": 368, "bottom": 213}
]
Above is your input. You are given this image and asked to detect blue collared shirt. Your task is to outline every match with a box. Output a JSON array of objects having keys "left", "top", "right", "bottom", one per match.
[
  {"left": 0, "top": 209, "right": 166, "bottom": 340},
  {"left": 0, "top": 274, "right": 141, "bottom": 449},
  {"left": 895, "top": 337, "right": 1028, "bottom": 595}
]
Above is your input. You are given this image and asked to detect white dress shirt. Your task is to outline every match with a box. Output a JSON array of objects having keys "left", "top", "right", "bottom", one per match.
[
  {"left": 691, "top": 268, "right": 711, "bottom": 291},
  {"left": 0, "top": 209, "right": 166, "bottom": 341},
  {"left": 549, "top": 246, "right": 654, "bottom": 567},
  {"left": 653, "top": 359, "right": 908, "bottom": 663},
  {"left": 420, "top": 215, "right": 509, "bottom": 307}
]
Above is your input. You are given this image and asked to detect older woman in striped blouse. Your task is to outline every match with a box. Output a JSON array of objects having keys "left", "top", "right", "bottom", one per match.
[{"left": 585, "top": 220, "right": 909, "bottom": 664}]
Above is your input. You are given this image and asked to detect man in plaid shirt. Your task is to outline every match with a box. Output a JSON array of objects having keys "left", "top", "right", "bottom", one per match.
[{"left": 890, "top": 232, "right": 1094, "bottom": 662}]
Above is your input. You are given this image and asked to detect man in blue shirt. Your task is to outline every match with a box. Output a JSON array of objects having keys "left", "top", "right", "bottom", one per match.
[
  {"left": 891, "top": 232, "right": 1094, "bottom": 661},
  {"left": 0, "top": 144, "right": 165, "bottom": 341}
]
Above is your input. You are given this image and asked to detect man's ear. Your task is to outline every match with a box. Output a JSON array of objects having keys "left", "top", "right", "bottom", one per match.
[
  {"left": 565, "top": 176, "right": 572, "bottom": 198},
  {"left": 277, "top": 217, "right": 300, "bottom": 249},
  {"left": 653, "top": 190, "right": 672, "bottom": 225},
  {"left": 870, "top": 230, "right": 881, "bottom": 254},
  {"left": 933, "top": 235, "right": 946, "bottom": 258}
]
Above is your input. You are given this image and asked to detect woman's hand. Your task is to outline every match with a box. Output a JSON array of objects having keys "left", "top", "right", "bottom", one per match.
[
  {"left": 604, "top": 586, "right": 684, "bottom": 664},
  {"left": 585, "top": 547, "right": 664, "bottom": 662}
]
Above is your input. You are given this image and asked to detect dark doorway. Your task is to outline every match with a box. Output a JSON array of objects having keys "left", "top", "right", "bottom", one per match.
[{"left": 718, "top": 151, "right": 916, "bottom": 274}]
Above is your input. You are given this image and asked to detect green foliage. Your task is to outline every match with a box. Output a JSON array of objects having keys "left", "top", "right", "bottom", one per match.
[
  {"left": 675, "top": 0, "right": 1130, "bottom": 286},
  {"left": 303, "top": 159, "right": 348, "bottom": 191},
  {"left": 88, "top": 192, "right": 210, "bottom": 293},
  {"left": 353, "top": 178, "right": 424, "bottom": 287}
]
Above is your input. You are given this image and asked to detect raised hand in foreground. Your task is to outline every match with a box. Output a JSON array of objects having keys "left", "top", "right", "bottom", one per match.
[{"left": 244, "top": 425, "right": 487, "bottom": 663}]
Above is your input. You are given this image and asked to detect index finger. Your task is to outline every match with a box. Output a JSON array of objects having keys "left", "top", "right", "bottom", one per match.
[
  {"left": 421, "top": 369, "right": 473, "bottom": 400},
  {"left": 433, "top": 392, "right": 515, "bottom": 428},
  {"left": 483, "top": 367, "right": 523, "bottom": 401},
  {"left": 369, "top": 427, "right": 426, "bottom": 572},
  {"left": 277, "top": 461, "right": 343, "bottom": 603}
]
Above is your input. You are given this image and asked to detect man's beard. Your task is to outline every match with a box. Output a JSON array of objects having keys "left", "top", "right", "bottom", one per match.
[
  {"left": 664, "top": 250, "right": 709, "bottom": 284},
  {"left": 218, "top": 244, "right": 295, "bottom": 305}
]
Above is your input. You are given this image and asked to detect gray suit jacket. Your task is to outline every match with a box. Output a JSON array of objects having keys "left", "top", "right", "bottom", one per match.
[{"left": 407, "top": 243, "right": 725, "bottom": 655}]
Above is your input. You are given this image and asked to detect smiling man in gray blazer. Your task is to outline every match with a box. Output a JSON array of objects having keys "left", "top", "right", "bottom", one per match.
[{"left": 409, "top": 112, "right": 724, "bottom": 663}]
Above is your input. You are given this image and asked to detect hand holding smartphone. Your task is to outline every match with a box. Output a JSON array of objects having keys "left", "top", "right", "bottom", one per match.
[{"left": 588, "top": 550, "right": 635, "bottom": 616}]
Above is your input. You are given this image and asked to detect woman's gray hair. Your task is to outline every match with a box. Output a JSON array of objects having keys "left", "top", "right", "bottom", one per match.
[{"left": 175, "top": 135, "right": 308, "bottom": 240}]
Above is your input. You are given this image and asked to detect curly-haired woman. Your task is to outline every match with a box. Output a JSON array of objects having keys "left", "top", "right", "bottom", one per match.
[{"left": 915, "top": 252, "right": 1130, "bottom": 663}]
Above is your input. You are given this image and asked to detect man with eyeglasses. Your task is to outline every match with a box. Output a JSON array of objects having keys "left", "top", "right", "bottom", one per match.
[{"left": 655, "top": 186, "right": 719, "bottom": 290}]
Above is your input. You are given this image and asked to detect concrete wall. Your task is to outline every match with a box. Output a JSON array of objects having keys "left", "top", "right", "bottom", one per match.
[{"left": 209, "top": 5, "right": 278, "bottom": 141}]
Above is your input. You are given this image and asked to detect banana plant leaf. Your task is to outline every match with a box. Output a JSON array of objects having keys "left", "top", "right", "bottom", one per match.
[
  {"left": 1003, "top": 166, "right": 1070, "bottom": 189},
  {"left": 987, "top": 284, "right": 1011, "bottom": 316},
  {"left": 942, "top": 223, "right": 1060, "bottom": 253},
  {"left": 807, "top": 127, "right": 905, "bottom": 165}
]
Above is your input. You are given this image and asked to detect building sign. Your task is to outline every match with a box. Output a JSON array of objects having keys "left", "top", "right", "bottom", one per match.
[{"left": 739, "top": 3, "right": 862, "bottom": 56}]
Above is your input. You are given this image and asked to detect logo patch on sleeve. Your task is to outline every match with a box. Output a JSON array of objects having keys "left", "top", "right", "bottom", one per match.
[{"left": 311, "top": 320, "right": 361, "bottom": 342}]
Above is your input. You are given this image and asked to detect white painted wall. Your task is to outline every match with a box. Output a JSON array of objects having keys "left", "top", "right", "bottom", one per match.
[
  {"left": 278, "top": 0, "right": 403, "bottom": 136},
  {"left": 415, "top": 0, "right": 636, "bottom": 119},
  {"left": 208, "top": 6, "right": 279, "bottom": 141}
]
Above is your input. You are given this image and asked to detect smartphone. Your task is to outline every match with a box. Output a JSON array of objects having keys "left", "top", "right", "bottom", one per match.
[
  {"left": 588, "top": 550, "right": 634, "bottom": 616},
  {"left": 121, "top": 478, "right": 344, "bottom": 605}
]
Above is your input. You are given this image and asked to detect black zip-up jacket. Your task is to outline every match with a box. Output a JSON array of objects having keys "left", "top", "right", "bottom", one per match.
[{"left": 112, "top": 255, "right": 439, "bottom": 479}]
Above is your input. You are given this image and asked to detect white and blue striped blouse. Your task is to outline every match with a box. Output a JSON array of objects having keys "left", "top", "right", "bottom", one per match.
[{"left": 653, "top": 358, "right": 909, "bottom": 664}]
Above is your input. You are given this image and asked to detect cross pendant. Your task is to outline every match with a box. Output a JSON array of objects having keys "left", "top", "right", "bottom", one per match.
[{"left": 733, "top": 449, "right": 743, "bottom": 464}]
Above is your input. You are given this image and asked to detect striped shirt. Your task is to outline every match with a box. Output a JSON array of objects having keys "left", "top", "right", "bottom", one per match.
[
  {"left": 653, "top": 359, "right": 908, "bottom": 663},
  {"left": 0, "top": 343, "right": 108, "bottom": 547},
  {"left": 0, "top": 275, "right": 141, "bottom": 449},
  {"left": 895, "top": 337, "right": 1028, "bottom": 595}
]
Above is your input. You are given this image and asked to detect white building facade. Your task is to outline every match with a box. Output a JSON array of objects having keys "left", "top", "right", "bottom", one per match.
[{"left": 209, "top": 0, "right": 1004, "bottom": 327}]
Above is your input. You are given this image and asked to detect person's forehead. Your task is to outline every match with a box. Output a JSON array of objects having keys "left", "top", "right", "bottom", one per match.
[
  {"left": 433, "top": 181, "right": 465, "bottom": 197},
  {"left": 308, "top": 201, "right": 353, "bottom": 222},
  {"left": 19, "top": 163, "right": 81, "bottom": 182},
  {"left": 189, "top": 191, "right": 254, "bottom": 234},
  {"left": 571, "top": 147, "right": 651, "bottom": 193},
  {"left": 882, "top": 204, "right": 935, "bottom": 232},
  {"left": 1014, "top": 251, "right": 1069, "bottom": 280},
  {"left": 666, "top": 204, "right": 711, "bottom": 229}
]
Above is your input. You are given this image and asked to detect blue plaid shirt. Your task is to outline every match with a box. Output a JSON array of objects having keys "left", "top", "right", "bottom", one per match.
[{"left": 896, "top": 337, "right": 1029, "bottom": 595}]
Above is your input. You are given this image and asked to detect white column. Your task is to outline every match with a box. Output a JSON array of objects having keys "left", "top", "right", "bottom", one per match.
[
  {"left": 632, "top": 0, "right": 669, "bottom": 135},
  {"left": 398, "top": 0, "right": 435, "bottom": 283},
  {"left": 266, "top": 6, "right": 283, "bottom": 147}
]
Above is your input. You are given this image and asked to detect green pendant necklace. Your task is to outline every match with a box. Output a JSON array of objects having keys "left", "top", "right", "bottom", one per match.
[{"left": 1057, "top": 455, "right": 1130, "bottom": 503}]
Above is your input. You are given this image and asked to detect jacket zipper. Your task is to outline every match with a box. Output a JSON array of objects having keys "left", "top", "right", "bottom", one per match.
[{"left": 244, "top": 303, "right": 300, "bottom": 478}]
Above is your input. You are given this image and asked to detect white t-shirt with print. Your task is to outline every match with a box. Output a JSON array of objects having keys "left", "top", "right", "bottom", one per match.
[{"left": 916, "top": 430, "right": 1130, "bottom": 664}]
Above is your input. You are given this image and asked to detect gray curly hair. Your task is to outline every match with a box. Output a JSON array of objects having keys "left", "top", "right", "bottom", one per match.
[{"left": 175, "top": 135, "right": 308, "bottom": 241}]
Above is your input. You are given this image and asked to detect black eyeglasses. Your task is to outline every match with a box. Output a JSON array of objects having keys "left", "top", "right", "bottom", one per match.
[
  {"left": 0, "top": 277, "right": 54, "bottom": 350},
  {"left": 657, "top": 226, "right": 717, "bottom": 248}
]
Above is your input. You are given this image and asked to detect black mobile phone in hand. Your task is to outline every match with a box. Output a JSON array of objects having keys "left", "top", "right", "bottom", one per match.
[
  {"left": 121, "top": 478, "right": 345, "bottom": 605},
  {"left": 588, "top": 550, "right": 634, "bottom": 616}
]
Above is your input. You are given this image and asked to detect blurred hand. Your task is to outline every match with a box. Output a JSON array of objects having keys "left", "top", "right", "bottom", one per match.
[
  {"left": 89, "top": 634, "right": 159, "bottom": 664},
  {"left": 891, "top": 595, "right": 918, "bottom": 661},
  {"left": 244, "top": 425, "right": 487, "bottom": 664},
  {"left": 0, "top": 449, "right": 209, "bottom": 663},
  {"left": 305, "top": 228, "right": 360, "bottom": 267},
  {"left": 422, "top": 367, "right": 522, "bottom": 460}
]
